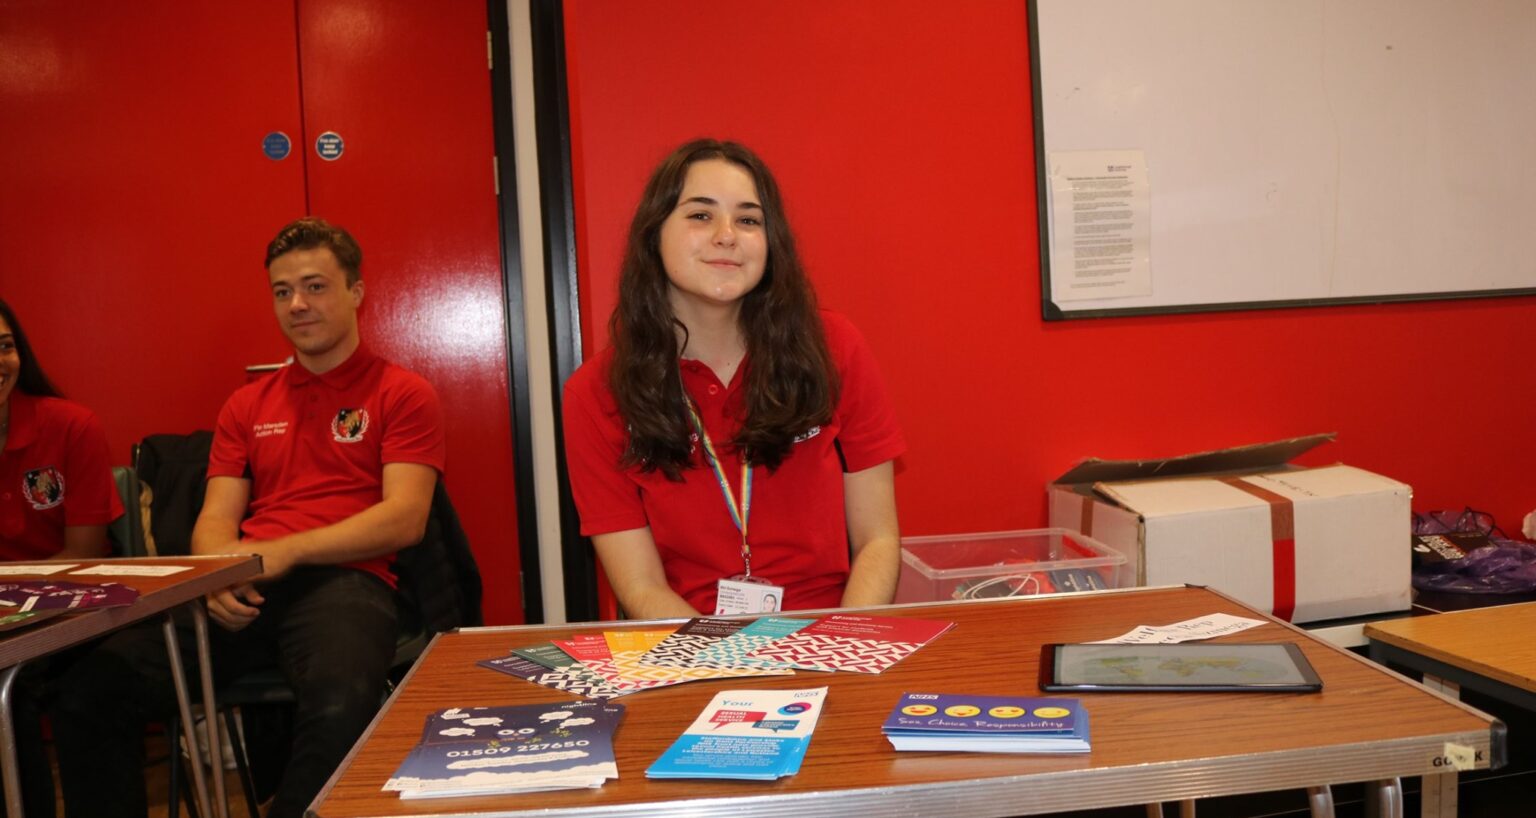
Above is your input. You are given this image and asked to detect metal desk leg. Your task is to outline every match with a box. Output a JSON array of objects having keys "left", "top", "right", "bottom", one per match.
[
  {"left": 0, "top": 663, "right": 27, "bottom": 818},
  {"left": 163, "top": 616, "right": 214, "bottom": 818},
  {"left": 1307, "top": 785, "right": 1336, "bottom": 818},
  {"left": 1363, "top": 778, "right": 1405, "bottom": 818},
  {"left": 188, "top": 603, "right": 231, "bottom": 818},
  {"left": 1419, "top": 675, "right": 1461, "bottom": 818}
]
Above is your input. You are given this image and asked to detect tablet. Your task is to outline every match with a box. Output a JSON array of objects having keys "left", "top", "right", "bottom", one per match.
[{"left": 1038, "top": 642, "right": 1323, "bottom": 693}]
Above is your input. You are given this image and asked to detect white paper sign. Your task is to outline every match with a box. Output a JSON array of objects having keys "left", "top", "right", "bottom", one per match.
[
  {"left": 1048, "top": 149, "right": 1152, "bottom": 301},
  {"left": 1092, "top": 613, "right": 1266, "bottom": 644},
  {"left": 70, "top": 565, "right": 192, "bottom": 577},
  {"left": 0, "top": 564, "right": 77, "bottom": 576}
]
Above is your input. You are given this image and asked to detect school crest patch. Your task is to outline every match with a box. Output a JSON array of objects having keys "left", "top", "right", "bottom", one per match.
[
  {"left": 331, "top": 408, "right": 370, "bottom": 443},
  {"left": 22, "top": 467, "right": 65, "bottom": 510}
]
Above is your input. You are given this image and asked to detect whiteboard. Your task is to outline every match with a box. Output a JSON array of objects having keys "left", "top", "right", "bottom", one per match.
[{"left": 1033, "top": 0, "right": 1536, "bottom": 319}]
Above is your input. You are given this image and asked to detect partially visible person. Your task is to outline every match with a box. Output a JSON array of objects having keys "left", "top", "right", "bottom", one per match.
[
  {"left": 0, "top": 298, "right": 121, "bottom": 818},
  {"left": 50, "top": 218, "right": 444, "bottom": 818},
  {"left": 562, "top": 139, "right": 905, "bottom": 620},
  {"left": 0, "top": 299, "right": 119, "bottom": 561}
]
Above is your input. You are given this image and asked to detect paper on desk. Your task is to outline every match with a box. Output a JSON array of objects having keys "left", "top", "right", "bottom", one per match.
[
  {"left": 1090, "top": 613, "right": 1266, "bottom": 644},
  {"left": 70, "top": 565, "right": 191, "bottom": 577},
  {"left": 0, "top": 564, "right": 77, "bottom": 576}
]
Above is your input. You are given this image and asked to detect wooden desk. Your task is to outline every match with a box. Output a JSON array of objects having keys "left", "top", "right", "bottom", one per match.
[
  {"left": 310, "top": 586, "right": 1502, "bottom": 818},
  {"left": 0, "top": 556, "right": 262, "bottom": 818},
  {"left": 1366, "top": 602, "right": 1536, "bottom": 818}
]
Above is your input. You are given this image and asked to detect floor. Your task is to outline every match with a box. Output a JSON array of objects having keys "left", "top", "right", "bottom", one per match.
[{"left": 38, "top": 729, "right": 256, "bottom": 818}]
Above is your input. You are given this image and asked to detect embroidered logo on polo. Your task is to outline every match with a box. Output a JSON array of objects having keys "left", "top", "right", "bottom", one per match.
[
  {"left": 22, "top": 467, "right": 65, "bottom": 510},
  {"left": 793, "top": 426, "right": 821, "bottom": 443},
  {"left": 331, "top": 408, "right": 370, "bottom": 443}
]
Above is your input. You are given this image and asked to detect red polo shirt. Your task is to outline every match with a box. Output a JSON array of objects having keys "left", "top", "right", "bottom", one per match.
[
  {"left": 207, "top": 345, "right": 445, "bottom": 587},
  {"left": 563, "top": 311, "right": 905, "bottom": 613},
  {"left": 0, "top": 393, "right": 122, "bottom": 560}
]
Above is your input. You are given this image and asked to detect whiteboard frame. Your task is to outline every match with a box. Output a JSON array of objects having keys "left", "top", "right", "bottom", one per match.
[{"left": 1029, "top": 0, "right": 1536, "bottom": 321}]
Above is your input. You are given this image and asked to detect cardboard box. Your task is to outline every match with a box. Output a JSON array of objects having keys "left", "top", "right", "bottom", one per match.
[{"left": 1047, "top": 434, "right": 1411, "bottom": 623}]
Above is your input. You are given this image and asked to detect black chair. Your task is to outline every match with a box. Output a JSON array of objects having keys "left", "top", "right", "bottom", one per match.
[{"left": 131, "top": 432, "right": 482, "bottom": 817}]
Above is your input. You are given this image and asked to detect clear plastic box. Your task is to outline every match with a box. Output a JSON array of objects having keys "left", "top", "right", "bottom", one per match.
[{"left": 895, "top": 528, "right": 1126, "bottom": 604}]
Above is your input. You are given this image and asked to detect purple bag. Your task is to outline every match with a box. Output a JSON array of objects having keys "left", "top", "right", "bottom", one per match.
[{"left": 1412, "top": 508, "right": 1536, "bottom": 594}]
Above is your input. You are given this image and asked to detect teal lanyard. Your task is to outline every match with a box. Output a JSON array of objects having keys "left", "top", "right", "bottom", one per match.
[{"left": 684, "top": 395, "right": 753, "bottom": 577}]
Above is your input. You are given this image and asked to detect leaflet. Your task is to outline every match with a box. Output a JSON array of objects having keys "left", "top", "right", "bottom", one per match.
[
  {"left": 476, "top": 654, "right": 629, "bottom": 700},
  {"left": 384, "top": 701, "right": 623, "bottom": 798},
  {"left": 692, "top": 617, "right": 814, "bottom": 669},
  {"left": 647, "top": 687, "right": 828, "bottom": 781},
  {"left": 882, "top": 693, "right": 1090, "bottom": 753},
  {"left": 744, "top": 614, "right": 954, "bottom": 674},
  {"left": 638, "top": 618, "right": 748, "bottom": 667}
]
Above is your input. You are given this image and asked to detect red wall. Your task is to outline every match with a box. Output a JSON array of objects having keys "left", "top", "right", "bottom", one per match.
[
  {"left": 0, "top": 1, "right": 523, "bottom": 623},
  {"left": 563, "top": 0, "right": 1536, "bottom": 536}
]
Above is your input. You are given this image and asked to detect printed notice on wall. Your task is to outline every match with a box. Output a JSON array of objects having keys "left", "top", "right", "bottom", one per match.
[{"left": 1048, "top": 150, "right": 1151, "bottom": 302}]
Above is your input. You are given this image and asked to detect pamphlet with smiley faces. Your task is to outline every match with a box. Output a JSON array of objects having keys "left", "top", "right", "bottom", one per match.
[{"left": 882, "top": 693, "right": 1090, "bottom": 753}]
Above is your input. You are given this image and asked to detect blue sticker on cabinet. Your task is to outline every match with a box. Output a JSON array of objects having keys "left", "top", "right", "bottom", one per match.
[
  {"left": 315, "top": 131, "right": 344, "bottom": 161},
  {"left": 262, "top": 132, "right": 291, "bottom": 161}
]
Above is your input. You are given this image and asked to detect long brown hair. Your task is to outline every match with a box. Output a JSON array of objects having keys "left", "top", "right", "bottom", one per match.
[
  {"left": 0, "top": 299, "right": 63, "bottom": 398},
  {"left": 609, "top": 139, "right": 836, "bottom": 479}
]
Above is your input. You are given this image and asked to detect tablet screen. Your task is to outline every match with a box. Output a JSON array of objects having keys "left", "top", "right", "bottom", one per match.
[{"left": 1039, "top": 643, "right": 1322, "bottom": 692}]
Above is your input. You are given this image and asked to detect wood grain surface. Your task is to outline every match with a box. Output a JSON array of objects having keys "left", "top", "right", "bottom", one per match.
[
  {"left": 1365, "top": 601, "right": 1536, "bottom": 693},
  {"left": 309, "top": 586, "right": 1499, "bottom": 818},
  {"left": 0, "top": 556, "right": 261, "bottom": 669}
]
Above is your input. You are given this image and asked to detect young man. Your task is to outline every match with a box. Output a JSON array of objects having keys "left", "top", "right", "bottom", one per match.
[{"left": 51, "top": 218, "right": 445, "bottom": 818}]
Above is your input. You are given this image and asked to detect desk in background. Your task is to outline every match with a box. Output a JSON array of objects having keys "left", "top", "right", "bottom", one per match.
[
  {"left": 1366, "top": 602, "right": 1536, "bottom": 818},
  {"left": 308, "top": 585, "right": 1501, "bottom": 818},
  {"left": 0, "top": 556, "right": 261, "bottom": 818}
]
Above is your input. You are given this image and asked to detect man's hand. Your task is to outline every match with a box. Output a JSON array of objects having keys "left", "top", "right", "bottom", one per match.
[
  {"left": 206, "top": 583, "right": 266, "bottom": 631},
  {"left": 225, "top": 540, "right": 301, "bottom": 583}
]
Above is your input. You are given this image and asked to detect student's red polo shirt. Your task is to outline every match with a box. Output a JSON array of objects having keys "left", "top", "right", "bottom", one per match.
[
  {"left": 207, "top": 345, "right": 445, "bottom": 587},
  {"left": 0, "top": 393, "right": 122, "bottom": 560},
  {"left": 563, "top": 311, "right": 905, "bottom": 613}
]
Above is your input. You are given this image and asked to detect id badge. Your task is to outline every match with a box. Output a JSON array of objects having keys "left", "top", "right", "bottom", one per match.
[{"left": 714, "top": 575, "right": 785, "bottom": 615}]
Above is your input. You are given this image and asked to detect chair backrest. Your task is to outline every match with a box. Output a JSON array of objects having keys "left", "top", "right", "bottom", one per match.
[
  {"left": 133, "top": 431, "right": 215, "bottom": 557},
  {"left": 391, "top": 482, "right": 484, "bottom": 633},
  {"left": 108, "top": 465, "right": 148, "bottom": 557}
]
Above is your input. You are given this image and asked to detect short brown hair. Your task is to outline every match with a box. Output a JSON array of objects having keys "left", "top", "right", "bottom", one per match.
[{"left": 264, "top": 217, "right": 362, "bottom": 285}]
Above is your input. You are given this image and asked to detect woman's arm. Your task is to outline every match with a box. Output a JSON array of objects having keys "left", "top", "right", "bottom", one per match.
[
  {"left": 58, "top": 525, "right": 109, "bottom": 560},
  {"left": 839, "top": 460, "right": 900, "bottom": 608},
  {"left": 592, "top": 527, "right": 699, "bottom": 620}
]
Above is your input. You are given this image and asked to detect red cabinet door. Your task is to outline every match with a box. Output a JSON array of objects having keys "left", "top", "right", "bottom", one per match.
[
  {"left": 298, "top": 0, "right": 521, "bottom": 623},
  {"left": 1, "top": 0, "right": 523, "bottom": 623},
  {"left": 0, "top": 1, "right": 306, "bottom": 463}
]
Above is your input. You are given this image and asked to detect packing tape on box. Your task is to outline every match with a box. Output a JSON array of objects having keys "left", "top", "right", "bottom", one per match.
[{"left": 1220, "top": 477, "right": 1297, "bottom": 622}]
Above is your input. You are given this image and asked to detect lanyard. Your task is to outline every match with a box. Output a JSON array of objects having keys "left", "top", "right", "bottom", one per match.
[{"left": 684, "top": 396, "right": 754, "bottom": 577}]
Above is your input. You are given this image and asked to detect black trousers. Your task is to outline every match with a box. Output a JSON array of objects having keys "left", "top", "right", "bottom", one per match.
[{"left": 49, "top": 566, "right": 398, "bottom": 818}]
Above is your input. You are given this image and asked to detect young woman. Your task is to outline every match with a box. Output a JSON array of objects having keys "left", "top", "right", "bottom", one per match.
[
  {"left": 562, "top": 139, "right": 905, "bottom": 618},
  {"left": 0, "top": 299, "right": 119, "bottom": 561}
]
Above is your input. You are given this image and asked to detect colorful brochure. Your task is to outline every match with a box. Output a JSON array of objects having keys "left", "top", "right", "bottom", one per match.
[
  {"left": 384, "top": 701, "right": 623, "bottom": 798},
  {"left": 744, "top": 614, "right": 955, "bottom": 674},
  {"left": 604, "top": 630, "right": 794, "bottom": 685},
  {"left": 553, "top": 634, "right": 678, "bottom": 693},
  {"left": 0, "top": 580, "right": 139, "bottom": 611},
  {"left": 646, "top": 688, "right": 828, "bottom": 780},
  {"left": 692, "top": 617, "right": 814, "bottom": 669},
  {"left": 637, "top": 618, "right": 748, "bottom": 667},
  {"left": 476, "top": 654, "right": 629, "bottom": 700},
  {"left": 882, "top": 693, "right": 1090, "bottom": 753}
]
